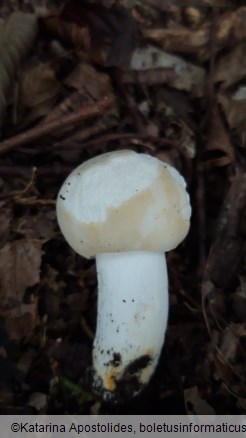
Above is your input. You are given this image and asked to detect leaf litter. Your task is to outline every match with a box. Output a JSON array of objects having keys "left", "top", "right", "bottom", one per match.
[{"left": 0, "top": 0, "right": 245, "bottom": 414}]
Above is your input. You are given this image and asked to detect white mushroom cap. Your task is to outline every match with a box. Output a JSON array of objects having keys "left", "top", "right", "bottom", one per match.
[{"left": 56, "top": 150, "right": 191, "bottom": 258}]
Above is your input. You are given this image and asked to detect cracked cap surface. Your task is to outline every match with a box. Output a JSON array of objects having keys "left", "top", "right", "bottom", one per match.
[{"left": 56, "top": 150, "right": 191, "bottom": 258}]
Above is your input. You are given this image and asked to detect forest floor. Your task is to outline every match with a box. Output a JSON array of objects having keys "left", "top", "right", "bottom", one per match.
[{"left": 0, "top": 0, "right": 246, "bottom": 414}]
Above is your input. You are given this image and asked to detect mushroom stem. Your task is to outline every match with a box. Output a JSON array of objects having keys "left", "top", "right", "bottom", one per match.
[{"left": 92, "top": 251, "right": 168, "bottom": 400}]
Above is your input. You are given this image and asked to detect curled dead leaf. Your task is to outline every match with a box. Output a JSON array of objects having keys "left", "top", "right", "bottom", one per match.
[
  {"left": 143, "top": 26, "right": 209, "bottom": 56},
  {"left": 0, "top": 12, "right": 38, "bottom": 131},
  {"left": 42, "top": 0, "right": 137, "bottom": 67},
  {"left": 142, "top": 7, "right": 246, "bottom": 59},
  {"left": 204, "top": 104, "right": 235, "bottom": 167},
  {"left": 18, "top": 62, "right": 61, "bottom": 125}
]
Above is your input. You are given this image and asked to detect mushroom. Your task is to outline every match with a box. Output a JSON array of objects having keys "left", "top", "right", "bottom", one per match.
[{"left": 56, "top": 150, "right": 191, "bottom": 400}]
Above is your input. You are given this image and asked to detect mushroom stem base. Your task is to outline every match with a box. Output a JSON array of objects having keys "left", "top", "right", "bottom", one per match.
[{"left": 92, "top": 251, "right": 168, "bottom": 401}]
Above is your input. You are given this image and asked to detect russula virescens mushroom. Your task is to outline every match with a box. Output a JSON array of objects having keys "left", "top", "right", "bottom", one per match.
[{"left": 56, "top": 150, "right": 191, "bottom": 400}]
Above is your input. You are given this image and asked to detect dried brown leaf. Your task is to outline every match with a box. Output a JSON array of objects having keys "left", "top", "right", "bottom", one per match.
[
  {"left": 218, "top": 88, "right": 246, "bottom": 144},
  {"left": 0, "top": 239, "right": 43, "bottom": 306},
  {"left": 183, "top": 7, "right": 205, "bottom": 28},
  {"left": 213, "top": 323, "right": 246, "bottom": 397},
  {"left": 17, "top": 349, "right": 36, "bottom": 375},
  {"left": 41, "top": 265, "right": 64, "bottom": 295},
  {"left": 232, "top": 280, "right": 246, "bottom": 321},
  {"left": 18, "top": 62, "right": 61, "bottom": 124},
  {"left": 213, "top": 347, "right": 240, "bottom": 387},
  {"left": 142, "top": 7, "right": 246, "bottom": 58},
  {"left": 143, "top": 26, "right": 209, "bottom": 55},
  {"left": 206, "top": 171, "right": 246, "bottom": 290},
  {"left": 65, "top": 63, "right": 112, "bottom": 100},
  {"left": 0, "top": 202, "right": 12, "bottom": 245},
  {"left": 64, "top": 290, "right": 90, "bottom": 317},
  {"left": 138, "top": 0, "right": 234, "bottom": 9},
  {"left": 14, "top": 208, "right": 57, "bottom": 241},
  {"left": 219, "top": 326, "right": 238, "bottom": 362},
  {"left": 0, "top": 239, "right": 44, "bottom": 340},
  {"left": 204, "top": 104, "right": 235, "bottom": 166},
  {"left": 27, "top": 392, "right": 47, "bottom": 411},
  {"left": 4, "top": 299, "right": 39, "bottom": 341},
  {"left": 184, "top": 386, "right": 215, "bottom": 415},
  {"left": 214, "top": 43, "right": 246, "bottom": 89}
]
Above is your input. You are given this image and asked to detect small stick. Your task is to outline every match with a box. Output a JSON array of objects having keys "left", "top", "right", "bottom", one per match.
[
  {"left": 0, "top": 164, "right": 73, "bottom": 177},
  {"left": 15, "top": 198, "right": 56, "bottom": 206},
  {"left": 0, "top": 167, "right": 37, "bottom": 200},
  {"left": 0, "top": 96, "right": 115, "bottom": 155},
  {"left": 53, "top": 132, "right": 180, "bottom": 153}
]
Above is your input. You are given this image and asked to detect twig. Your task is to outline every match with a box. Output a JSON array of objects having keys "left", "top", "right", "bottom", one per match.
[
  {"left": 15, "top": 198, "right": 56, "bottom": 206},
  {"left": 0, "top": 166, "right": 37, "bottom": 200},
  {"left": 0, "top": 165, "right": 73, "bottom": 177},
  {"left": 53, "top": 132, "right": 180, "bottom": 153},
  {"left": 112, "top": 68, "right": 146, "bottom": 134},
  {"left": 196, "top": 11, "right": 219, "bottom": 275},
  {"left": 206, "top": 9, "right": 218, "bottom": 110},
  {"left": 0, "top": 96, "right": 115, "bottom": 155}
]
